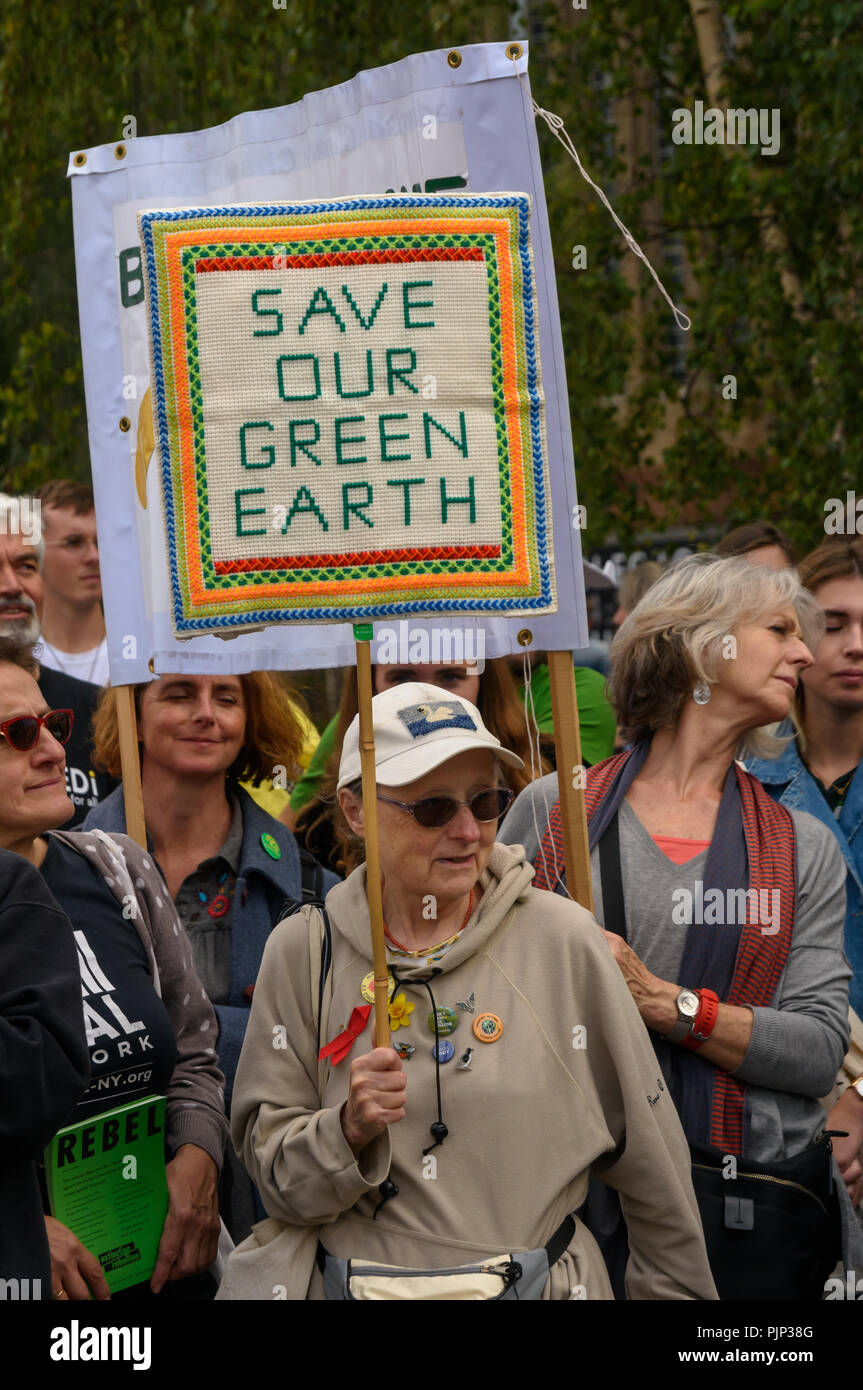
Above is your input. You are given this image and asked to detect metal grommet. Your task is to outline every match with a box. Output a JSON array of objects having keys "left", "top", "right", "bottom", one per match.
[
  {"left": 114, "top": 144, "right": 127, "bottom": 160},
  {"left": 506, "top": 42, "right": 524, "bottom": 61},
  {"left": 447, "top": 50, "right": 462, "bottom": 68},
  {"left": 517, "top": 628, "right": 533, "bottom": 647},
  {"left": 148, "top": 658, "right": 155, "bottom": 674},
  {"left": 119, "top": 417, "right": 131, "bottom": 432},
  {"left": 73, "top": 152, "right": 87, "bottom": 167}
]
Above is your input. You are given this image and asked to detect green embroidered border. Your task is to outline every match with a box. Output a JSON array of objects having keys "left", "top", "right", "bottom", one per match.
[
  {"left": 148, "top": 202, "right": 541, "bottom": 613},
  {"left": 178, "top": 233, "right": 520, "bottom": 595}
]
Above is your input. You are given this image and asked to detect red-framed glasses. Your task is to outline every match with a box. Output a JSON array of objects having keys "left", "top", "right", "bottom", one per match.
[{"left": 0, "top": 709, "right": 74, "bottom": 751}]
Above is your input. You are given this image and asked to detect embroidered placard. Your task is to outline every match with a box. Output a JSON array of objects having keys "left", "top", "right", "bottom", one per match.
[{"left": 138, "top": 193, "right": 555, "bottom": 634}]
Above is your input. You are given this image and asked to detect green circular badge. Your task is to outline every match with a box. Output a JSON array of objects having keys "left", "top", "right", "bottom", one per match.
[
  {"left": 260, "top": 832, "right": 282, "bottom": 860},
  {"left": 427, "top": 1006, "right": 459, "bottom": 1037}
]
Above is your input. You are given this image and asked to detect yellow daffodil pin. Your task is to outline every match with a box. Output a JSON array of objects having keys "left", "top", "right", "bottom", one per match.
[{"left": 388, "top": 993, "right": 414, "bottom": 1031}]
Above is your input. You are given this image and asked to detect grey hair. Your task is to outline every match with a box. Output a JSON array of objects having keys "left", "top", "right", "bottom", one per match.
[{"left": 607, "top": 552, "right": 824, "bottom": 760}]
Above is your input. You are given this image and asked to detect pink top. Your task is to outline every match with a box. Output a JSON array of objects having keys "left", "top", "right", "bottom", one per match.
[{"left": 651, "top": 834, "right": 711, "bottom": 866}]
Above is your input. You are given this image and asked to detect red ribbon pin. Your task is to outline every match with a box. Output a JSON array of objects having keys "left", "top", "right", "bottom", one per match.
[{"left": 318, "top": 1004, "right": 373, "bottom": 1064}]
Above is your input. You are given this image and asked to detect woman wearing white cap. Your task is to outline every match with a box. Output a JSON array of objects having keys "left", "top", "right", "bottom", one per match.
[{"left": 220, "top": 683, "right": 717, "bottom": 1300}]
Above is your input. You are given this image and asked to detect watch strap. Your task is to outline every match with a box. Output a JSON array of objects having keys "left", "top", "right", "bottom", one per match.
[
  {"left": 664, "top": 1016, "right": 692, "bottom": 1044},
  {"left": 681, "top": 988, "right": 720, "bottom": 1050}
]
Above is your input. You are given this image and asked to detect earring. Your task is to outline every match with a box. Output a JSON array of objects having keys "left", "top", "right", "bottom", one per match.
[{"left": 693, "top": 681, "right": 711, "bottom": 705}]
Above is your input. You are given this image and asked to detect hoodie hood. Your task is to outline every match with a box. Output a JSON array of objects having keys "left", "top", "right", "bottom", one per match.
[{"left": 324, "top": 841, "right": 535, "bottom": 980}]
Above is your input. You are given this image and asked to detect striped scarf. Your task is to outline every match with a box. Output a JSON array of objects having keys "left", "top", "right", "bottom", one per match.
[{"left": 534, "top": 746, "right": 796, "bottom": 1154}]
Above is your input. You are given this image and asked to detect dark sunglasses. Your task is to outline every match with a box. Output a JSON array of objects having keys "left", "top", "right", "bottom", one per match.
[
  {"left": 0, "top": 709, "right": 74, "bottom": 751},
  {"left": 377, "top": 786, "right": 514, "bottom": 829}
]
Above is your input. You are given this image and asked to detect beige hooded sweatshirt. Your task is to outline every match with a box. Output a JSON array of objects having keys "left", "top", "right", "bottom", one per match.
[{"left": 226, "top": 843, "right": 718, "bottom": 1300}]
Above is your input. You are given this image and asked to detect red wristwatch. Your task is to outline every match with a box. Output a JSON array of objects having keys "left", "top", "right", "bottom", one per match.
[{"left": 680, "top": 988, "right": 719, "bottom": 1050}]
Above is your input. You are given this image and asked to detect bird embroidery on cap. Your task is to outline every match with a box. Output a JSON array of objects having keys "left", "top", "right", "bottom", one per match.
[{"left": 398, "top": 701, "right": 477, "bottom": 739}]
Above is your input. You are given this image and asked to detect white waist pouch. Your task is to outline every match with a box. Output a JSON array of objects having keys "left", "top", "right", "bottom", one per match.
[{"left": 318, "top": 1216, "right": 574, "bottom": 1301}]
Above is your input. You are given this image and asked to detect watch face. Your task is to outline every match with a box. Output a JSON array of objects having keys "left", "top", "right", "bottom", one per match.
[{"left": 679, "top": 990, "right": 700, "bottom": 1019}]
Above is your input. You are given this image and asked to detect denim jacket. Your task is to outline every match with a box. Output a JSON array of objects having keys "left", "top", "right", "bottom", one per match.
[
  {"left": 83, "top": 784, "right": 337, "bottom": 1108},
  {"left": 747, "top": 727, "right": 863, "bottom": 1018}
]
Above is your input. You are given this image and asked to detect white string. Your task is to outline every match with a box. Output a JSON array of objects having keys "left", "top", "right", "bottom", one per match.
[
  {"left": 516, "top": 68, "right": 691, "bottom": 333},
  {"left": 521, "top": 651, "right": 573, "bottom": 900},
  {"left": 521, "top": 649, "right": 543, "bottom": 787}
]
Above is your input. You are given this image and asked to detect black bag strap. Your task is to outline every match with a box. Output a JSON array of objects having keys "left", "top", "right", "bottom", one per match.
[
  {"left": 597, "top": 812, "right": 628, "bottom": 943},
  {"left": 544, "top": 1213, "right": 576, "bottom": 1265},
  {"left": 277, "top": 897, "right": 332, "bottom": 1058},
  {"left": 314, "top": 905, "right": 333, "bottom": 1058},
  {"left": 298, "top": 846, "right": 325, "bottom": 903}
]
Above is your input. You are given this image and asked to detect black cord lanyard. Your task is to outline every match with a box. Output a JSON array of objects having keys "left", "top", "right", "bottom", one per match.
[{"left": 373, "top": 968, "right": 449, "bottom": 1218}]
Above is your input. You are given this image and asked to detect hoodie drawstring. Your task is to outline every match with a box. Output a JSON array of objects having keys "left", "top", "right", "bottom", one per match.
[
  {"left": 372, "top": 969, "right": 449, "bottom": 1218},
  {"left": 418, "top": 974, "right": 449, "bottom": 1156}
]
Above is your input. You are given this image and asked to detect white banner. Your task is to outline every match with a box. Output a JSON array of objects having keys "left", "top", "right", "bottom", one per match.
[{"left": 69, "top": 41, "right": 587, "bottom": 682}]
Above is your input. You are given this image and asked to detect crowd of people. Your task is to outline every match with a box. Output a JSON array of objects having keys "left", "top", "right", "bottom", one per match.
[{"left": 3, "top": 488, "right": 863, "bottom": 1302}]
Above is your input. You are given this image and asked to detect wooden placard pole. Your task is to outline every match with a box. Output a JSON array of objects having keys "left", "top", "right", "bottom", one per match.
[
  {"left": 354, "top": 629, "right": 390, "bottom": 1048},
  {"left": 546, "top": 650, "right": 594, "bottom": 912},
  {"left": 116, "top": 683, "right": 147, "bottom": 850}
]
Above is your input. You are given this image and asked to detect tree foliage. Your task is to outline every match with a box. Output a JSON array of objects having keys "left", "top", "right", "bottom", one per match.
[
  {"left": 1, "top": 0, "right": 860, "bottom": 555},
  {"left": 540, "top": 0, "right": 863, "bottom": 552}
]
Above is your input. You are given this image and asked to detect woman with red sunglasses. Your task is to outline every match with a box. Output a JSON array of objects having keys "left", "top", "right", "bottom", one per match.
[
  {"left": 219, "top": 683, "right": 717, "bottom": 1301},
  {"left": 0, "top": 642, "right": 227, "bottom": 1301}
]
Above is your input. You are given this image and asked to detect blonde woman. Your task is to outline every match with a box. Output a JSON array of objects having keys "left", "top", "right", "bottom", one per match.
[
  {"left": 501, "top": 554, "right": 862, "bottom": 1298},
  {"left": 85, "top": 672, "right": 336, "bottom": 1240}
]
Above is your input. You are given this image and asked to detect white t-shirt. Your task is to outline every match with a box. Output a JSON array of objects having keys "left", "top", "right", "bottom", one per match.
[{"left": 36, "top": 636, "right": 109, "bottom": 688}]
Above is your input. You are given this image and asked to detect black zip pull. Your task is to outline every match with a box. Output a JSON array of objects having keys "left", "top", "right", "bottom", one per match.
[{"left": 499, "top": 1261, "right": 523, "bottom": 1288}]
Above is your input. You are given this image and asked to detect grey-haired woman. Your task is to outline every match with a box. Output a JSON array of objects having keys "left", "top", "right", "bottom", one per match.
[
  {"left": 219, "top": 682, "right": 717, "bottom": 1300},
  {"left": 501, "top": 553, "right": 862, "bottom": 1298}
]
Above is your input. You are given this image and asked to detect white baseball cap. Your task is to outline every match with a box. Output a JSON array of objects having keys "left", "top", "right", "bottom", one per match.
[{"left": 337, "top": 682, "right": 525, "bottom": 789}]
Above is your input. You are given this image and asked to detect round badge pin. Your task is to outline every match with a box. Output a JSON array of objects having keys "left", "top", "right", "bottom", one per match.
[
  {"left": 472, "top": 1012, "right": 503, "bottom": 1043},
  {"left": 260, "top": 832, "right": 281, "bottom": 860},
  {"left": 427, "top": 1006, "right": 459, "bottom": 1037},
  {"left": 432, "top": 1040, "right": 455, "bottom": 1064},
  {"left": 361, "top": 970, "right": 396, "bottom": 1004}
]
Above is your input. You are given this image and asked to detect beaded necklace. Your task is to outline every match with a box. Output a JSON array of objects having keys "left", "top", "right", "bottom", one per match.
[{"left": 384, "top": 890, "right": 474, "bottom": 962}]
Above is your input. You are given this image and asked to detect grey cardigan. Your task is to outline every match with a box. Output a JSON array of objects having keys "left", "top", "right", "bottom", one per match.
[{"left": 50, "top": 828, "right": 228, "bottom": 1170}]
